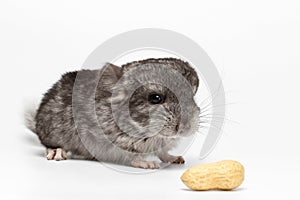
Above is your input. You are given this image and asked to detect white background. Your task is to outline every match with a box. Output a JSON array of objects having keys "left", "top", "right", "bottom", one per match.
[{"left": 1, "top": 0, "right": 300, "bottom": 199}]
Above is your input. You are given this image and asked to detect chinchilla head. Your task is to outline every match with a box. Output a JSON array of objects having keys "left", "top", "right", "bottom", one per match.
[{"left": 110, "top": 58, "right": 200, "bottom": 141}]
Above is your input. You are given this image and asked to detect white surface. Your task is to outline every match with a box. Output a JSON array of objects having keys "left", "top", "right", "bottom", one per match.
[{"left": 1, "top": 0, "right": 300, "bottom": 199}]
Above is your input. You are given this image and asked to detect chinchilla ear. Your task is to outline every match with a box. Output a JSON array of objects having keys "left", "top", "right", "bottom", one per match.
[
  {"left": 95, "top": 63, "right": 124, "bottom": 95},
  {"left": 188, "top": 71, "right": 199, "bottom": 95},
  {"left": 102, "top": 63, "right": 123, "bottom": 81},
  {"left": 121, "top": 58, "right": 200, "bottom": 95},
  {"left": 165, "top": 58, "right": 199, "bottom": 95}
]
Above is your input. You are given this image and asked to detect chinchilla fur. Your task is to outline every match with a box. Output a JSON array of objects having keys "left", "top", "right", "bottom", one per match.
[{"left": 26, "top": 58, "right": 200, "bottom": 169}]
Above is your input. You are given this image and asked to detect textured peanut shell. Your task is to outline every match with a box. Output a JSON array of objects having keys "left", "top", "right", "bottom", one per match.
[{"left": 181, "top": 160, "right": 244, "bottom": 191}]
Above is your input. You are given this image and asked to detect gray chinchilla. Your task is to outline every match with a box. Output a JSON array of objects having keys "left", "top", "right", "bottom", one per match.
[{"left": 26, "top": 58, "right": 200, "bottom": 169}]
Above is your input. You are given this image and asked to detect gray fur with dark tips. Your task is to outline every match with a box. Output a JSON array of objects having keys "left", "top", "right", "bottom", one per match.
[{"left": 26, "top": 58, "right": 200, "bottom": 169}]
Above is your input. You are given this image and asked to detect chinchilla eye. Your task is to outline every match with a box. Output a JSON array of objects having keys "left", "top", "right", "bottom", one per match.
[{"left": 148, "top": 93, "right": 163, "bottom": 104}]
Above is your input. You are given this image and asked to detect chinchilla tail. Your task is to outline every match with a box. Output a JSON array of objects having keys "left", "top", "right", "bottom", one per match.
[{"left": 24, "top": 103, "right": 37, "bottom": 134}]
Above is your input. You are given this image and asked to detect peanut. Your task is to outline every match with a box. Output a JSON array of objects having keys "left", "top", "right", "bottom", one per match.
[{"left": 181, "top": 160, "right": 244, "bottom": 191}]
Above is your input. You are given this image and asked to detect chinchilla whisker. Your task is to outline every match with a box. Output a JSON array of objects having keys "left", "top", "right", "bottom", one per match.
[
  {"left": 198, "top": 119, "right": 229, "bottom": 132},
  {"left": 205, "top": 124, "right": 224, "bottom": 132},
  {"left": 198, "top": 80, "right": 223, "bottom": 107},
  {"left": 199, "top": 113, "right": 228, "bottom": 119},
  {"left": 199, "top": 110, "right": 233, "bottom": 119},
  {"left": 199, "top": 113, "right": 215, "bottom": 118},
  {"left": 200, "top": 118, "right": 238, "bottom": 126},
  {"left": 199, "top": 122, "right": 211, "bottom": 126},
  {"left": 199, "top": 120, "right": 211, "bottom": 123},
  {"left": 200, "top": 102, "right": 238, "bottom": 114},
  {"left": 208, "top": 123, "right": 232, "bottom": 136},
  {"left": 199, "top": 102, "right": 237, "bottom": 117},
  {"left": 198, "top": 125, "right": 211, "bottom": 130},
  {"left": 196, "top": 129, "right": 208, "bottom": 136},
  {"left": 200, "top": 115, "right": 230, "bottom": 120},
  {"left": 200, "top": 116, "right": 239, "bottom": 124}
]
